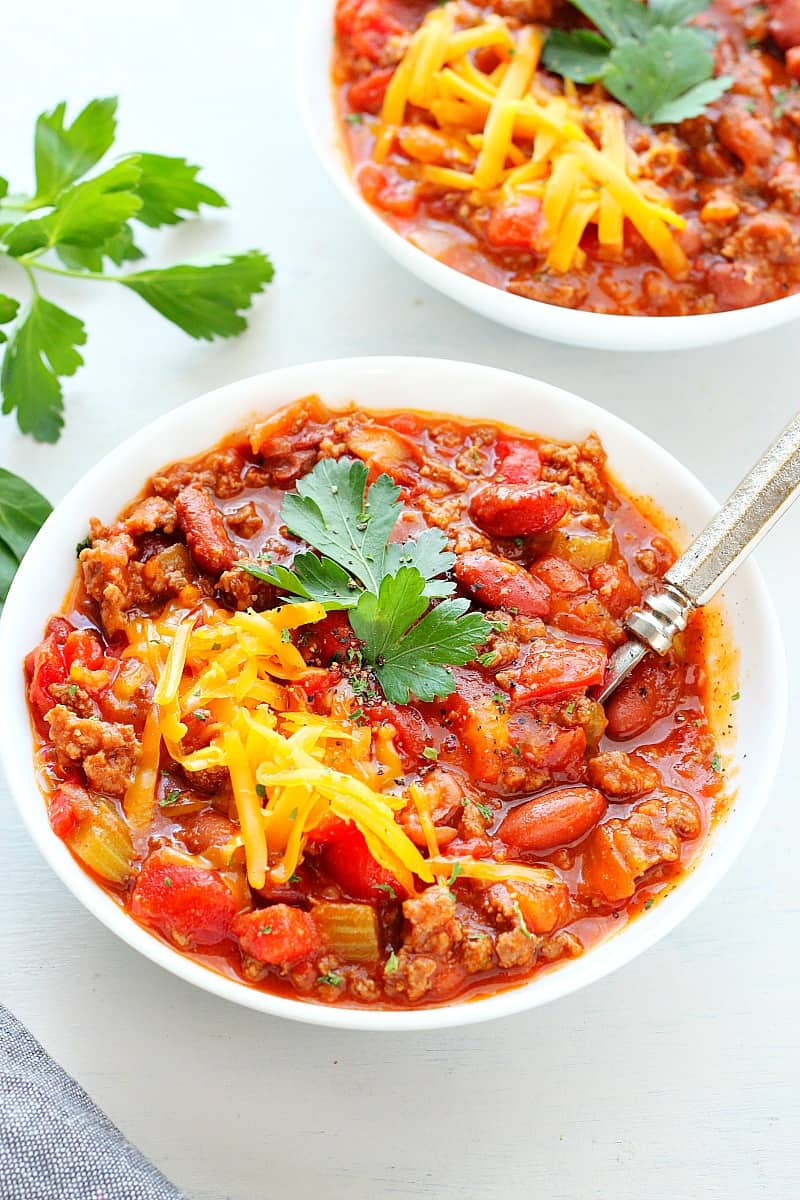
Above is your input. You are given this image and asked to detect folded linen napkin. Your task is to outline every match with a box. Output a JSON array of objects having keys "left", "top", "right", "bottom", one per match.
[{"left": 0, "top": 1005, "right": 185, "bottom": 1200}]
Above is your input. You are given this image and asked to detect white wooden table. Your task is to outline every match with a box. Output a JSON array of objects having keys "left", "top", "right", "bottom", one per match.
[{"left": 1, "top": 5, "right": 798, "bottom": 1198}]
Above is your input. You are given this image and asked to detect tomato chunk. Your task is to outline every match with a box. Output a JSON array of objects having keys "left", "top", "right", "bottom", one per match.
[
  {"left": 347, "top": 66, "right": 395, "bottom": 112},
  {"left": 357, "top": 163, "right": 419, "bottom": 218},
  {"left": 232, "top": 905, "right": 321, "bottom": 965},
  {"left": 336, "top": 0, "right": 404, "bottom": 63},
  {"left": 131, "top": 850, "right": 238, "bottom": 948},
  {"left": 494, "top": 438, "right": 542, "bottom": 484},
  {"left": 364, "top": 702, "right": 429, "bottom": 767},
  {"left": 48, "top": 782, "right": 94, "bottom": 839},
  {"left": 27, "top": 629, "right": 69, "bottom": 717},
  {"left": 506, "top": 638, "right": 608, "bottom": 704},
  {"left": 486, "top": 198, "right": 544, "bottom": 250},
  {"left": 318, "top": 820, "right": 405, "bottom": 900},
  {"left": 63, "top": 629, "right": 105, "bottom": 672}
]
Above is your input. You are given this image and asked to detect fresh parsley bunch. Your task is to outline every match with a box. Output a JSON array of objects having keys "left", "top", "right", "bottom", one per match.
[
  {"left": 244, "top": 457, "right": 491, "bottom": 704},
  {"left": 0, "top": 97, "right": 274, "bottom": 443},
  {"left": 542, "top": 0, "right": 733, "bottom": 124}
]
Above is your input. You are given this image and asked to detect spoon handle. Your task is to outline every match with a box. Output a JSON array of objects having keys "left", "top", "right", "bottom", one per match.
[{"left": 624, "top": 410, "right": 800, "bottom": 655}]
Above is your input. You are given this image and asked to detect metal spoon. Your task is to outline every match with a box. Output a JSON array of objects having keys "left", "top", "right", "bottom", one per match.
[{"left": 597, "top": 411, "right": 800, "bottom": 704}]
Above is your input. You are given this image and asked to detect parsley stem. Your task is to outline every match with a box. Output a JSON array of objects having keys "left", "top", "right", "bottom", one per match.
[{"left": 23, "top": 259, "right": 120, "bottom": 283}]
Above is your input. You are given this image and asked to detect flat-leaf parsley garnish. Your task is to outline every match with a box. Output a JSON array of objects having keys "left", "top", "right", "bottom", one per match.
[
  {"left": 542, "top": 0, "right": 733, "bottom": 125},
  {"left": 242, "top": 456, "right": 490, "bottom": 704}
]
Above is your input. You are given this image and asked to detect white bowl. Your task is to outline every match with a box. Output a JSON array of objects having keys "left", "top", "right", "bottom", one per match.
[
  {"left": 295, "top": 0, "right": 800, "bottom": 352},
  {"left": 0, "top": 357, "right": 786, "bottom": 1029}
]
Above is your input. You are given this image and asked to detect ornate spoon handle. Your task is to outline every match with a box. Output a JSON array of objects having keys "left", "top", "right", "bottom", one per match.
[{"left": 598, "top": 411, "right": 800, "bottom": 702}]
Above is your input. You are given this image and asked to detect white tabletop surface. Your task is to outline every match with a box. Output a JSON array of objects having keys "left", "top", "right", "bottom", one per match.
[{"left": 1, "top": 4, "right": 798, "bottom": 1198}]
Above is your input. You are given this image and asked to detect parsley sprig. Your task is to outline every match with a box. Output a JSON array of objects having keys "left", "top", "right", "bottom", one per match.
[
  {"left": 0, "top": 97, "right": 274, "bottom": 442},
  {"left": 243, "top": 457, "right": 490, "bottom": 704},
  {"left": 542, "top": 0, "right": 733, "bottom": 124}
]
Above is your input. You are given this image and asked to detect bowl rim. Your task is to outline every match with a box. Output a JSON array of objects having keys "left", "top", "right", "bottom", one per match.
[
  {"left": 0, "top": 355, "right": 788, "bottom": 1031},
  {"left": 294, "top": 0, "right": 800, "bottom": 352}
]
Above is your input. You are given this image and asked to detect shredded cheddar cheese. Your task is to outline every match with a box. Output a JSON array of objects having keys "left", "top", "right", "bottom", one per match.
[
  {"left": 123, "top": 600, "right": 432, "bottom": 894},
  {"left": 374, "top": 2, "right": 688, "bottom": 277}
]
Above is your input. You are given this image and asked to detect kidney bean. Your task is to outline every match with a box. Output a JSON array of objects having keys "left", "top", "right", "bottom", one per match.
[
  {"left": 604, "top": 655, "right": 685, "bottom": 741},
  {"left": 454, "top": 549, "right": 550, "bottom": 617},
  {"left": 175, "top": 485, "right": 238, "bottom": 575},
  {"left": 469, "top": 482, "right": 568, "bottom": 537},
  {"left": 498, "top": 787, "right": 608, "bottom": 852}
]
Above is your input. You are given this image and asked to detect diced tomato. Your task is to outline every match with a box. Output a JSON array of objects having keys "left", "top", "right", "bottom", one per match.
[
  {"left": 27, "top": 631, "right": 69, "bottom": 717},
  {"left": 318, "top": 820, "right": 405, "bottom": 900},
  {"left": 494, "top": 438, "right": 542, "bottom": 484},
  {"left": 335, "top": 0, "right": 404, "bottom": 63},
  {"left": 347, "top": 66, "right": 395, "bottom": 113},
  {"left": 530, "top": 555, "right": 587, "bottom": 595},
  {"left": 130, "top": 849, "right": 239, "bottom": 948},
  {"left": 508, "top": 638, "right": 608, "bottom": 705},
  {"left": 48, "top": 782, "right": 94, "bottom": 839},
  {"left": 486, "top": 197, "right": 544, "bottom": 250},
  {"left": 364, "top": 702, "right": 429, "bottom": 766},
  {"left": 63, "top": 629, "right": 105, "bottom": 672},
  {"left": 305, "top": 612, "right": 360, "bottom": 665},
  {"left": 232, "top": 905, "right": 321, "bottom": 966},
  {"left": 357, "top": 163, "right": 420, "bottom": 218},
  {"left": 508, "top": 715, "right": 587, "bottom": 771},
  {"left": 590, "top": 562, "right": 641, "bottom": 618}
]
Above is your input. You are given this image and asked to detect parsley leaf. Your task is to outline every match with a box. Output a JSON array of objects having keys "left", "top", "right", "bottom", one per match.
[
  {"left": 0, "top": 295, "right": 19, "bottom": 346},
  {"left": 245, "top": 554, "right": 359, "bottom": 610},
  {"left": 0, "top": 96, "right": 274, "bottom": 440},
  {"left": 120, "top": 253, "right": 274, "bottom": 340},
  {"left": 132, "top": 153, "right": 227, "bottom": 227},
  {"left": 541, "top": 29, "right": 611, "bottom": 83},
  {"left": 264, "top": 457, "right": 455, "bottom": 605},
  {"left": 603, "top": 27, "right": 731, "bottom": 124},
  {"left": 0, "top": 468, "right": 51, "bottom": 601},
  {"left": 350, "top": 568, "right": 490, "bottom": 704},
  {"left": 33, "top": 98, "right": 118, "bottom": 205},
  {"left": 542, "top": 0, "right": 732, "bottom": 124},
  {"left": 5, "top": 160, "right": 143, "bottom": 258},
  {"left": 56, "top": 224, "right": 145, "bottom": 273},
  {"left": 282, "top": 457, "right": 402, "bottom": 593},
  {"left": 1, "top": 296, "right": 86, "bottom": 442}
]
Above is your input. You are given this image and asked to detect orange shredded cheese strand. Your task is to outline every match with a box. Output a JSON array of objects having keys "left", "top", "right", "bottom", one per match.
[{"left": 124, "top": 705, "right": 162, "bottom": 829}]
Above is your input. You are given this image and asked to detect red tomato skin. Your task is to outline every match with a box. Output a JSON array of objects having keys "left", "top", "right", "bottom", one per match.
[
  {"left": 508, "top": 639, "right": 608, "bottom": 705},
  {"left": 232, "top": 905, "right": 321, "bottom": 965},
  {"left": 319, "top": 821, "right": 405, "bottom": 900},
  {"left": 347, "top": 67, "right": 394, "bottom": 112},
  {"left": 130, "top": 850, "right": 239, "bottom": 948},
  {"left": 48, "top": 783, "right": 94, "bottom": 838},
  {"left": 336, "top": 0, "right": 404, "bottom": 63},
  {"left": 63, "top": 629, "right": 105, "bottom": 672},
  {"left": 364, "top": 702, "right": 429, "bottom": 766},
  {"left": 486, "top": 198, "right": 544, "bottom": 250},
  {"left": 494, "top": 438, "right": 543, "bottom": 484},
  {"left": 27, "top": 634, "right": 68, "bottom": 717},
  {"left": 357, "top": 164, "right": 420, "bottom": 218}
]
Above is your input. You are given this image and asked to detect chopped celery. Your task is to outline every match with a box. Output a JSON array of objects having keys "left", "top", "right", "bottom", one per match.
[
  {"left": 314, "top": 902, "right": 381, "bottom": 963},
  {"left": 67, "top": 800, "right": 136, "bottom": 884}
]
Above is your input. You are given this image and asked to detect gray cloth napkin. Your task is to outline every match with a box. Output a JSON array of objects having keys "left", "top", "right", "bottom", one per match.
[{"left": 0, "top": 1005, "right": 185, "bottom": 1200}]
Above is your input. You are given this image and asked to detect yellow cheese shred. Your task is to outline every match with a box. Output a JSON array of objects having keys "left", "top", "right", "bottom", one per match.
[{"left": 372, "top": 3, "right": 687, "bottom": 275}]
